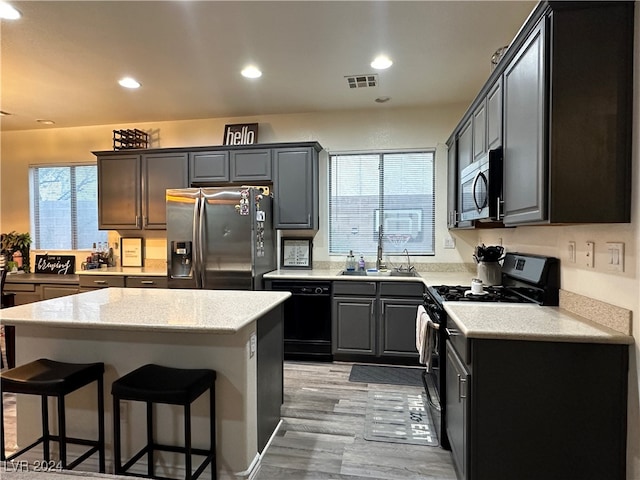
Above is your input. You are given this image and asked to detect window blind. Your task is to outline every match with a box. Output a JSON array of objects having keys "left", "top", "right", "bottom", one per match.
[
  {"left": 29, "top": 164, "right": 106, "bottom": 250},
  {"left": 329, "top": 151, "right": 435, "bottom": 256}
]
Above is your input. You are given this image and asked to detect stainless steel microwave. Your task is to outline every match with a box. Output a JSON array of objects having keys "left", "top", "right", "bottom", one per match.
[{"left": 460, "top": 147, "right": 503, "bottom": 222}]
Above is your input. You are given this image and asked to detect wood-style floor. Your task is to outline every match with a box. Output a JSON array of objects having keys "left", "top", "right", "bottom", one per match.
[
  {"left": 1, "top": 361, "right": 457, "bottom": 480},
  {"left": 254, "top": 361, "right": 457, "bottom": 480}
]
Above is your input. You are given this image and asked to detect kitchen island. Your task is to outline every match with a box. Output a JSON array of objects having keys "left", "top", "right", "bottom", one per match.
[{"left": 0, "top": 288, "right": 290, "bottom": 480}]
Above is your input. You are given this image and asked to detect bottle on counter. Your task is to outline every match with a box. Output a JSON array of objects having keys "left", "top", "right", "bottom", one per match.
[
  {"left": 346, "top": 250, "right": 356, "bottom": 271},
  {"left": 358, "top": 254, "right": 366, "bottom": 271}
]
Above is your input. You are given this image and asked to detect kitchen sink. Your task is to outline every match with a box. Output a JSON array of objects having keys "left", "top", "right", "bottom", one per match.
[
  {"left": 339, "top": 269, "right": 420, "bottom": 278},
  {"left": 389, "top": 270, "right": 420, "bottom": 277}
]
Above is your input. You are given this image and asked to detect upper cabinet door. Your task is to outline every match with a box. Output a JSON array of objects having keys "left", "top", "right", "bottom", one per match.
[
  {"left": 230, "top": 149, "right": 272, "bottom": 182},
  {"left": 486, "top": 78, "right": 502, "bottom": 151},
  {"left": 142, "top": 152, "right": 189, "bottom": 229},
  {"left": 189, "top": 151, "right": 230, "bottom": 184},
  {"left": 273, "top": 147, "right": 319, "bottom": 229},
  {"left": 472, "top": 101, "right": 487, "bottom": 161},
  {"left": 98, "top": 154, "right": 141, "bottom": 230},
  {"left": 502, "top": 18, "right": 547, "bottom": 225}
]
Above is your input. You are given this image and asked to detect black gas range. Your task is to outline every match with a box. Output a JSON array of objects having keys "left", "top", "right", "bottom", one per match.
[{"left": 421, "top": 252, "right": 559, "bottom": 450}]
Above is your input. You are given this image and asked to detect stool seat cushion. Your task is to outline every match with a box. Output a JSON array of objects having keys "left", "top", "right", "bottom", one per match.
[
  {"left": 1, "top": 358, "right": 104, "bottom": 396},
  {"left": 112, "top": 364, "right": 216, "bottom": 405}
]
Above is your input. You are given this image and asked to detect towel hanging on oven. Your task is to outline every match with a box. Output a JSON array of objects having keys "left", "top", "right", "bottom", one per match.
[{"left": 416, "top": 306, "right": 439, "bottom": 371}]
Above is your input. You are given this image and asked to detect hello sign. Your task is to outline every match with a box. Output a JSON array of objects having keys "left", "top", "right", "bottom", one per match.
[{"left": 223, "top": 123, "right": 259, "bottom": 145}]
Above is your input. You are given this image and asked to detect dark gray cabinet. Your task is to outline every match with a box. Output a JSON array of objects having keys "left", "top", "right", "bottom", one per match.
[
  {"left": 97, "top": 152, "right": 188, "bottom": 230},
  {"left": 445, "top": 329, "right": 628, "bottom": 480},
  {"left": 332, "top": 280, "right": 422, "bottom": 361},
  {"left": 273, "top": 146, "right": 320, "bottom": 229},
  {"left": 486, "top": 79, "right": 502, "bottom": 152},
  {"left": 189, "top": 149, "right": 271, "bottom": 184},
  {"left": 446, "top": 341, "right": 469, "bottom": 480},
  {"left": 446, "top": 137, "right": 458, "bottom": 229},
  {"left": 230, "top": 149, "right": 272, "bottom": 182},
  {"left": 96, "top": 141, "right": 322, "bottom": 231},
  {"left": 189, "top": 151, "right": 229, "bottom": 183},
  {"left": 142, "top": 152, "right": 189, "bottom": 229},
  {"left": 98, "top": 154, "right": 141, "bottom": 230},
  {"left": 502, "top": 19, "right": 546, "bottom": 225},
  {"left": 502, "top": 3, "right": 634, "bottom": 225},
  {"left": 446, "top": 1, "right": 634, "bottom": 229}
]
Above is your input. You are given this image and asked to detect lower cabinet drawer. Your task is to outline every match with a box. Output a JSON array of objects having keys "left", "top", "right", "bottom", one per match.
[
  {"left": 79, "top": 275, "right": 125, "bottom": 288},
  {"left": 125, "top": 276, "right": 168, "bottom": 288}
]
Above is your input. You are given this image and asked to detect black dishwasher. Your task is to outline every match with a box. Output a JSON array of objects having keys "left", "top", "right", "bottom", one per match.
[{"left": 269, "top": 281, "right": 332, "bottom": 361}]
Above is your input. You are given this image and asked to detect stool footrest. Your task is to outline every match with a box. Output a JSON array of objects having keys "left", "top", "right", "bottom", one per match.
[{"left": 121, "top": 444, "right": 214, "bottom": 480}]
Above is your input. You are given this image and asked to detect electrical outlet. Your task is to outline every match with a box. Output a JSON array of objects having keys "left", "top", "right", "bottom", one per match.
[
  {"left": 585, "top": 242, "right": 594, "bottom": 268},
  {"left": 606, "top": 242, "right": 624, "bottom": 272},
  {"left": 568, "top": 241, "right": 576, "bottom": 263},
  {"left": 443, "top": 236, "right": 456, "bottom": 249}
]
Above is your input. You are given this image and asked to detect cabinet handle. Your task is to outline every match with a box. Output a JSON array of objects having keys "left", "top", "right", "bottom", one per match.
[
  {"left": 458, "top": 375, "right": 467, "bottom": 400},
  {"left": 140, "top": 280, "right": 154, "bottom": 285},
  {"left": 94, "top": 280, "right": 107, "bottom": 285},
  {"left": 143, "top": 216, "right": 148, "bottom": 227},
  {"left": 496, "top": 196, "right": 503, "bottom": 220},
  {"left": 135, "top": 215, "right": 141, "bottom": 228}
]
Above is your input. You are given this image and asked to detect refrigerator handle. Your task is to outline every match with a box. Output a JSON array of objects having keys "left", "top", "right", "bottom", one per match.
[
  {"left": 197, "top": 194, "right": 206, "bottom": 288},
  {"left": 191, "top": 193, "right": 202, "bottom": 288}
]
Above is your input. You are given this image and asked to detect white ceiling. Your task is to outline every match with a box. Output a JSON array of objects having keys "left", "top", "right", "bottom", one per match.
[{"left": 0, "top": 1, "right": 537, "bottom": 132}]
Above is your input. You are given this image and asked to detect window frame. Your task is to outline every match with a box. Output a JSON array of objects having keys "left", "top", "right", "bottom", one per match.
[
  {"left": 328, "top": 148, "right": 436, "bottom": 257},
  {"left": 29, "top": 162, "right": 106, "bottom": 251}
]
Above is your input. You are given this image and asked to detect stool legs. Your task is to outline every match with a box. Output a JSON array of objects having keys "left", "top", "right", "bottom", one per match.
[
  {"left": 42, "top": 395, "right": 50, "bottom": 461},
  {"left": 185, "top": 403, "right": 192, "bottom": 480},
  {"left": 97, "top": 375, "right": 105, "bottom": 473},
  {"left": 146, "top": 401, "right": 153, "bottom": 478}
]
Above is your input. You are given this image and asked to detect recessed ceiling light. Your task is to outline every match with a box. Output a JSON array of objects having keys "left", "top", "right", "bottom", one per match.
[
  {"left": 241, "top": 66, "right": 262, "bottom": 79},
  {"left": 371, "top": 55, "right": 393, "bottom": 70},
  {"left": 36, "top": 119, "right": 56, "bottom": 125},
  {"left": 375, "top": 96, "right": 391, "bottom": 103},
  {"left": 0, "top": 2, "right": 21, "bottom": 20},
  {"left": 118, "top": 77, "right": 141, "bottom": 89}
]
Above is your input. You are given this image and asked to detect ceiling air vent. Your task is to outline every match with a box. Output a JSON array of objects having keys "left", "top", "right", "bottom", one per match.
[{"left": 345, "top": 74, "right": 378, "bottom": 89}]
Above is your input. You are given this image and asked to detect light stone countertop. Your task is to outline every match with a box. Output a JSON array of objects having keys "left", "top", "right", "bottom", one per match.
[
  {"left": 0, "top": 287, "right": 291, "bottom": 334},
  {"left": 444, "top": 303, "right": 633, "bottom": 345},
  {"left": 264, "top": 268, "right": 474, "bottom": 287},
  {"left": 75, "top": 265, "right": 167, "bottom": 276}
]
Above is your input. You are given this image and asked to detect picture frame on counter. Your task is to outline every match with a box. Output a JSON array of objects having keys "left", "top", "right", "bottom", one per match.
[
  {"left": 120, "top": 237, "right": 143, "bottom": 267},
  {"left": 281, "top": 238, "right": 312, "bottom": 269}
]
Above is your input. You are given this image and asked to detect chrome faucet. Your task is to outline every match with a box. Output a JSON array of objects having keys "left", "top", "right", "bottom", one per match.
[
  {"left": 402, "top": 248, "right": 414, "bottom": 272},
  {"left": 376, "top": 227, "right": 386, "bottom": 270}
]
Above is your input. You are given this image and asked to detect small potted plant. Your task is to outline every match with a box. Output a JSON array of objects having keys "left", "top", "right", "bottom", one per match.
[{"left": 1, "top": 231, "right": 32, "bottom": 273}]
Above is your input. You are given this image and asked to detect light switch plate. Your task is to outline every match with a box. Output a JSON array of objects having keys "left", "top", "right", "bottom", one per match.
[
  {"left": 606, "top": 242, "right": 624, "bottom": 272},
  {"left": 443, "top": 236, "right": 456, "bottom": 249},
  {"left": 585, "top": 242, "right": 594, "bottom": 268}
]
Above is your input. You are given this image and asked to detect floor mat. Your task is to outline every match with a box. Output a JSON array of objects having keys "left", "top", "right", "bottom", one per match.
[
  {"left": 349, "top": 364, "right": 424, "bottom": 387},
  {"left": 364, "top": 390, "right": 438, "bottom": 446}
]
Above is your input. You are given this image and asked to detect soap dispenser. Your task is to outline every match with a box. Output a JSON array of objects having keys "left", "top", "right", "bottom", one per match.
[
  {"left": 358, "top": 254, "right": 366, "bottom": 271},
  {"left": 346, "top": 250, "right": 356, "bottom": 271}
]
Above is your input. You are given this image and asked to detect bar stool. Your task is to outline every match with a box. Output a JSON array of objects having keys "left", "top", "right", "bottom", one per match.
[
  {"left": 0, "top": 358, "right": 105, "bottom": 472},
  {"left": 111, "top": 364, "right": 216, "bottom": 480}
]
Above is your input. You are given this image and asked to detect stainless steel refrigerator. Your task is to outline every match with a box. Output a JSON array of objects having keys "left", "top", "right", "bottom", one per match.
[{"left": 166, "top": 187, "right": 276, "bottom": 290}]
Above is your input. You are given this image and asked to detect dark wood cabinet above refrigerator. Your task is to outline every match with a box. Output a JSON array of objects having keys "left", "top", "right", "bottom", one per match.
[{"left": 94, "top": 141, "right": 323, "bottom": 231}]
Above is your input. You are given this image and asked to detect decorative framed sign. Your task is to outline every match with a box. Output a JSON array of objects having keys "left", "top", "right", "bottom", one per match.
[
  {"left": 281, "top": 238, "right": 312, "bottom": 269},
  {"left": 121, "top": 237, "right": 144, "bottom": 267},
  {"left": 34, "top": 255, "right": 76, "bottom": 275},
  {"left": 223, "top": 123, "right": 258, "bottom": 145}
]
